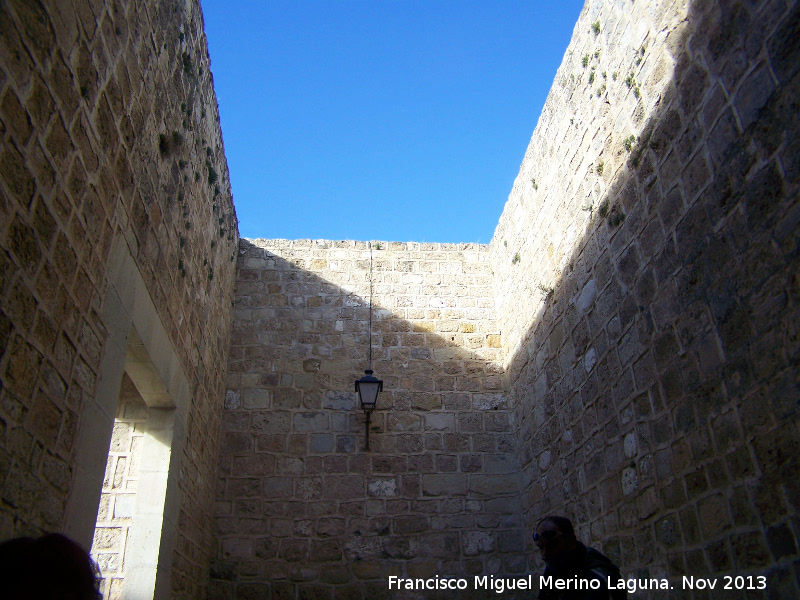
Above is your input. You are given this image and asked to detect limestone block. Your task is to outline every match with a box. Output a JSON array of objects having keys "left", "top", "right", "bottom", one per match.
[
  {"left": 242, "top": 389, "right": 269, "bottom": 409},
  {"left": 93, "top": 527, "right": 122, "bottom": 550},
  {"left": 421, "top": 474, "right": 468, "bottom": 496},
  {"left": 113, "top": 494, "right": 135, "bottom": 519},
  {"left": 309, "top": 433, "right": 333, "bottom": 453},
  {"left": 462, "top": 531, "right": 495, "bottom": 556},
  {"left": 293, "top": 412, "right": 328, "bottom": 432},
  {"left": 425, "top": 413, "right": 455, "bottom": 431},
  {"left": 367, "top": 479, "right": 397, "bottom": 497},
  {"left": 323, "top": 391, "right": 354, "bottom": 411},
  {"left": 468, "top": 475, "right": 518, "bottom": 498}
]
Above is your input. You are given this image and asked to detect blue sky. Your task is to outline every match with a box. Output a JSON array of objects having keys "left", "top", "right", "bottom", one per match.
[{"left": 200, "top": 1, "right": 585, "bottom": 243}]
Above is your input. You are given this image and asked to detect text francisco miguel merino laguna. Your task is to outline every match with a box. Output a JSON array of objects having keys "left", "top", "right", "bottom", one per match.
[{"left": 390, "top": 574, "right": 702, "bottom": 594}]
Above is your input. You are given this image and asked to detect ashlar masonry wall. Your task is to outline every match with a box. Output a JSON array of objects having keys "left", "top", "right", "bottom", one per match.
[
  {"left": 0, "top": 0, "right": 238, "bottom": 597},
  {"left": 491, "top": 0, "right": 800, "bottom": 592},
  {"left": 213, "top": 239, "right": 528, "bottom": 599}
]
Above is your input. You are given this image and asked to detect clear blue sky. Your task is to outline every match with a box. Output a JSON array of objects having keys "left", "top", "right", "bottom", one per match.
[{"left": 200, "top": 1, "right": 585, "bottom": 243}]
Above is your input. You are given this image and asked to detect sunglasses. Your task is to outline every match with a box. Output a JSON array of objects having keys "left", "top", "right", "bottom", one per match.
[{"left": 533, "top": 531, "right": 563, "bottom": 543}]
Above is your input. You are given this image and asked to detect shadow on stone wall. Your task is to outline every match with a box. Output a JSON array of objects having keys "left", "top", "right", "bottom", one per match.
[
  {"left": 212, "top": 240, "right": 530, "bottom": 599},
  {"left": 501, "top": 0, "right": 799, "bottom": 589}
]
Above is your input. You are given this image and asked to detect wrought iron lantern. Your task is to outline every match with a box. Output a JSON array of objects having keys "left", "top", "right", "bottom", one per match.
[
  {"left": 354, "top": 242, "right": 382, "bottom": 450},
  {"left": 355, "top": 369, "right": 382, "bottom": 450}
]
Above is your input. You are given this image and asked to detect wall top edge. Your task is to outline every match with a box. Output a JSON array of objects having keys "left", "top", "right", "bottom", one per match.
[{"left": 242, "top": 238, "right": 491, "bottom": 251}]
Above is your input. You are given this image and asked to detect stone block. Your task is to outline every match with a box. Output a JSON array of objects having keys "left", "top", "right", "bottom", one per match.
[
  {"left": 263, "top": 477, "right": 292, "bottom": 498},
  {"left": 274, "top": 388, "right": 302, "bottom": 409},
  {"left": 484, "top": 455, "right": 516, "bottom": 474},
  {"left": 222, "top": 432, "right": 252, "bottom": 454},
  {"left": 323, "top": 391, "right": 354, "bottom": 410},
  {"left": 252, "top": 412, "right": 291, "bottom": 434},
  {"left": 308, "top": 433, "right": 333, "bottom": 453},
  {"left": 293, "top": 412, "right": 328, "bottom": 432},
  {"left": 113, "top": 494, "right": 135, "bottom": 519},
  {"left": 324, "top": 475, "right": 364, "bottom": 499},
  {"left": 462, "top": 531, "right": 495, "bottom": 556},
  {"left": 425, "top": 413, "right": 455, "bottom": 431},
  {"left": 422, "top": 474, "right": 467, "bottom": 496},
  {"left": 468, "top": 475, "right": 518, "bottom": 498},
  {"left": 317, "top": 517, "right": 346, "bottom": 537},
  {"left": 242, "top": 389, "right": 269, "bottom": 409},
  {"left": 472, "top": 393, "right": 506, "bottom": 410},
  {"left": 388, "top": 413, "right": 421, "bottom": 431}
]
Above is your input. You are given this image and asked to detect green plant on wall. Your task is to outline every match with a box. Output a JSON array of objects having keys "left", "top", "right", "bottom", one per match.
[
  {"left": 623, "top": 135, "right": 637, "bottom": 152},
  {"left": 625, "top": 73, "right": 641, "bottom": 98},
  {"left": 592, "top": 20, "right": 601, "bottom": 34},
  {"left": 607, "top": 205, "right": 625, "bottom": 227},
  {"left": 512, "top": 252, "right": 521, "bottom": 265},
  {"left": 634, "top": 45, "right": 646, "bottom": 65}
]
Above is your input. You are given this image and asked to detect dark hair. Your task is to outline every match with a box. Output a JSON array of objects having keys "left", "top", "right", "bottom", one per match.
[
  {"left": 535, "top": 515, "right": 576, "bottom": 537},
  {"left": 0, "top": 533, "right": 101, "bottom": 600}
]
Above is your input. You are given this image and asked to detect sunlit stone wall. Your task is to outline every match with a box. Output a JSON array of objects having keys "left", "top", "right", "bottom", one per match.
[{"left": 0, "top": 0, "right": 238, "bottom": 597}]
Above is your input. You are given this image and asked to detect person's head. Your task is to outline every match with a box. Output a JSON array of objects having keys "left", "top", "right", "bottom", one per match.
[
  {"left": 0, "top": 533, "right": 101, "bottom": 599},
  {"left": 534, "top": 515, "right": 578, "bottom": 565}
]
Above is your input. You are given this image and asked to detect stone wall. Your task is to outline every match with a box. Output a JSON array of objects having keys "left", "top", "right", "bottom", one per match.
[
  {"left": 1, "top": 0, "right": 798, "bottom": 597},
  {"left": 0, "top": 0, "right": 238, "bottom": 597},
  {"left": 491, "top": 0, "right": 800, "bottom": 592},
  {"left": 212, "top": 239, "right": 527, "bottom": 598},
  {"left": 91, "top": 375, "right": 147, "bottom": 599}
]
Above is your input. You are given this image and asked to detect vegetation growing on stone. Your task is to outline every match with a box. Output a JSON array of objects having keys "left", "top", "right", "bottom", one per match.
[
  {"left": 607, "top": 205, "right": 625, "bottom": 227},
  {"left": 634, "top": 44, "right": 646, "bottom": 66},
  {"left": 623, "top": 134, "right": 637, "bottom": 151}
]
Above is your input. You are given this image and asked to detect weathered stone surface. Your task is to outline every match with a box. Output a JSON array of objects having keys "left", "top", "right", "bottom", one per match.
[
  {"left": 490, "top": 0, "right": 799, "bottom": 590},
  {"left": 0, "top": 1, "right": 238, "bottom": 597},
  {"left": 3, "top": 0, "right": 797, "bottom": 597},
  {"left": 219, "top": 238, "right": 521, "bottom": 592}
]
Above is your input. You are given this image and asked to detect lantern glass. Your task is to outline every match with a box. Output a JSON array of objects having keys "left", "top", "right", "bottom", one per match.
[
  {"left": 355, "top": 370, "right": 382, "bottom": 411},
  {"left": 357, "top": 381, "right": 380, "bottom": 409}
]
